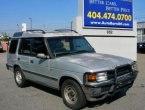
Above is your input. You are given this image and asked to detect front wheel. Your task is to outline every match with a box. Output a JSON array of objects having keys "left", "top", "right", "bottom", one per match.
[{"left": 61, "top": 79, "right": 86, "bottom": 110}]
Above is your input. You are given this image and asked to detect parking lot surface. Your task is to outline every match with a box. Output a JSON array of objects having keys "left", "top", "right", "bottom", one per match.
[{"left": 0, "top": 53, "right": 145, "bottom": 110}]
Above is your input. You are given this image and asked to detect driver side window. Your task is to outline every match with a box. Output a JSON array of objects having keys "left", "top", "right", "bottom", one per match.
[{"left": 32, "top": 38, "right": 48, "bottom": 56}]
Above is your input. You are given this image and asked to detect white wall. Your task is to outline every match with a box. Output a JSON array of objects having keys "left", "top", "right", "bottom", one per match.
[{"left": 86, "top": 37, "right": 137, "bottom": 60}]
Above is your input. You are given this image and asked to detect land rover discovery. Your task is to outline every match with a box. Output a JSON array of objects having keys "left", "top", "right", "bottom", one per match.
[{"left": 6, "top": 30, "right": 138, "bottom": 109}]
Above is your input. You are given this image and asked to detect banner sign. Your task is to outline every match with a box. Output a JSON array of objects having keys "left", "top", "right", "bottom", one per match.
[
  {"left": 22, "top": 23, "right": 27, "bottom": 32},
  {"left": 84, "top": 0, "right": 133, "bottom": 28}
]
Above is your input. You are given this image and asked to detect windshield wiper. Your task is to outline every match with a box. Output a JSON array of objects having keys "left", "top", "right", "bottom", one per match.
[
  {"left": 73, "top": 50, "right": 92, "bottom": 54},
  {"left": 55, "top": 50, "right": 94, "bottom": 57},
  {"left": 55, "top": 52, "right": 72, "bottom": 57}
]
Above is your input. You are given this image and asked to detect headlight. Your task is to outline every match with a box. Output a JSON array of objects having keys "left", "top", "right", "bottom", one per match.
[
  {"left": 96, "top": 72, "right": 108, "bottom": 82},
  {"left": 86, "top": 72, "right": 108, "bottom": 83},
  {"left": 132, "top": 62, "right": 138, "bottom": 71},
  {"left": 140, "top": 44, "right": 143, "bottom": 47}
]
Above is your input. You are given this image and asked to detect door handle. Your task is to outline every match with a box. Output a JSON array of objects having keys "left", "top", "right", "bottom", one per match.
[{"left": 30, "top": 60, "right": 34, "bottom": 63}]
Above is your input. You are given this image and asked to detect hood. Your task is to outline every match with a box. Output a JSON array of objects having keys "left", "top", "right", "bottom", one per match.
[{"left": 58, "top": 53, "right": 133, "bottom": 71}]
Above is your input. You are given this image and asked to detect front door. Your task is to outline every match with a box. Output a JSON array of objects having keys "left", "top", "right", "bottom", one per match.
[{"left": 29, "top": 38, "right": 51, "bottom": 85}]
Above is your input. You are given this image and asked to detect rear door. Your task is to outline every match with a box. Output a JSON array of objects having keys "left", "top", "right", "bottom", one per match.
[
  {"left": 18, "top": 38, "right": 33, "bottom": 78},
  {"left": 7, "top": 39, "right": 19, "bottom": 68}
]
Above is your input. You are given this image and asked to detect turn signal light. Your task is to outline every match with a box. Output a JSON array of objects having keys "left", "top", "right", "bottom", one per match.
[{"left": 87, "top": 74, "right": 96, "bottom": 82}]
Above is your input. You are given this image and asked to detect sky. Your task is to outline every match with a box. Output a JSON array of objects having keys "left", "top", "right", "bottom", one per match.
[
  {"left": 0, "top": 0, "right": 78, "bottom": 33},
  {"left": 0, "top": 0, "right": 145, "bottom": 34}
]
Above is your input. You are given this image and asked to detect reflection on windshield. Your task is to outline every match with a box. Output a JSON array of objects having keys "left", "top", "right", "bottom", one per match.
[{"left": 47, "top": 37, "right": 95, "bottom": 57}]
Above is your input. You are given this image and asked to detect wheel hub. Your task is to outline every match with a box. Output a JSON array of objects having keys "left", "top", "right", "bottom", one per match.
[
  {"left": 16, "top": 72, "right": 22, "bottom": 84},
  {"left": 64, "top": 86, "right": 78, "bottom": 105}
]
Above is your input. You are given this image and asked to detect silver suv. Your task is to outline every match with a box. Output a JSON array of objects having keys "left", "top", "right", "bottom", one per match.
[{"left": 6, "top": 30, "right": 138, "bottom": 109}]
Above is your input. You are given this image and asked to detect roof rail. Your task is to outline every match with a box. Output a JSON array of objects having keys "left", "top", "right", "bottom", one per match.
[
  {"left": 26, "top": 29, "right": 45, "bottom": 34},
  {"left": 54, "top": 29, "right": 78, "bottom": 33}
]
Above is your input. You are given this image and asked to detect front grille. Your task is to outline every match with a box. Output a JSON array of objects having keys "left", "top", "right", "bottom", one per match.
[{"left": 116, "top": 65, "right": 132, "bottom": 77}]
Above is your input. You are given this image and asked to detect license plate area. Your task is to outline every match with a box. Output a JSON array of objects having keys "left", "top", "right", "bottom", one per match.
[
  {"left": 116, "top": 73, "right": 132, "bottom": 89},
  {"left": 117, "top": 73, "right": 131, "bottom": 82},
  {"left": 116, "top": 80, "right": 132, "bottom": 89}
]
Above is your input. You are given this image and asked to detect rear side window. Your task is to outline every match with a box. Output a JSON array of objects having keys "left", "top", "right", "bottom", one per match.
[
  {"left": 19, "top": 39, "right": 32, "bottom": 55},
  {"left": 9, "top": 39, "right": 18, "bottom": 54}
]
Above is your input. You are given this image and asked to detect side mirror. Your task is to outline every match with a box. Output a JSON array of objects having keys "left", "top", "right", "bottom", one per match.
[{"left": 37, "top": 53, "right": 49, "bottom": 59}]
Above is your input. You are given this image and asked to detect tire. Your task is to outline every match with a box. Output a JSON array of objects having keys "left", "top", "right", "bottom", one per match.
[
  {"left": 61, "top": 79, "right": 86, "bottom": 110},
  {"left": 14, "top": 67, "right": 27, "bottom": 88}
]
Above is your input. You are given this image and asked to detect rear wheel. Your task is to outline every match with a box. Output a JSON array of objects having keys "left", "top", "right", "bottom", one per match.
[
  {"left": 61, "top": 79, "right": 86, "bottom": 110},
  {"left": 14, "top": 67, "right": 27, "bottom": 87}
]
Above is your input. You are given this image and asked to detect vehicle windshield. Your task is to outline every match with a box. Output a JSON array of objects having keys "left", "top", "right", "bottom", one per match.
[{"left": 47, "top": 36, "right": 95, "bottom": 57}]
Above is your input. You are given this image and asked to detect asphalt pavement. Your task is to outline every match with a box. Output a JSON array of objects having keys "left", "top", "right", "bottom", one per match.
[{"left": 0, "top": 53, "right": 145, "bottom": 110}]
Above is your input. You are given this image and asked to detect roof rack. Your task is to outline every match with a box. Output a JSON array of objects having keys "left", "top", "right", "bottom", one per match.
[
  {"left": 13, "top": 29, "right": 45, "bottom": 37},
  {"left": 26, "top": 29, "right": 45, "bottom": 34},
  {"left": 13, "top": 29, "right": 79, "bottom": 37},
  {"left": 54, "top": 29, "right": 78, "bottom": 33}
]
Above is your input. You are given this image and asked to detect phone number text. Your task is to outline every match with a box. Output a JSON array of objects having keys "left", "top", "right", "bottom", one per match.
[{"left": 87, "top": 11, "right": 132, "bottom": 22}]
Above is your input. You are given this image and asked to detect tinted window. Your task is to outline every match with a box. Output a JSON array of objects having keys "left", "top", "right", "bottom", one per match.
[
  {"left": 9, "top": 40, "right": 18, "bottom": 54},
  {"left": 32, "top": 38, "right": 48, "bottom": 56},
  {"left": 19, "top": 39, "right": 32, "bottom": 55},
  {"left": 73, "top": 38, "right": 92, "bottom": 51}
]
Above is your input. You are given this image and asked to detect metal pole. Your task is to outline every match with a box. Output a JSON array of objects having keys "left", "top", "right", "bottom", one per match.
[
  {"left": 141, "top": 29, "right": 143, "bottom": 42},
  {"left": 29, "top": 17, "right": 32, "bottom": 30},
  {"left": 71, "top": 21, "right": 73, "bottom": 31},
  {"left": 43, "top": 24, "right": 46, "bottom": 30}
]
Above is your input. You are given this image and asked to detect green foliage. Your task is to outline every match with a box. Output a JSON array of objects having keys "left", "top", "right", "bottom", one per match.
[{"left": 0, "top": 32, "right": 9, "bottom": 41}]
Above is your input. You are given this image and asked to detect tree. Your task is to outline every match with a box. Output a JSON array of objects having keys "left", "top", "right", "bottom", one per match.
[{"left": 0, "top": 32, "right": 9, "bottom": 41}]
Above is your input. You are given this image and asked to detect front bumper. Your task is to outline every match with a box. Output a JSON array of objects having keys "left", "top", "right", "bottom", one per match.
[{"left": 82, "top": 71, "right": 138, "bottom": 102}]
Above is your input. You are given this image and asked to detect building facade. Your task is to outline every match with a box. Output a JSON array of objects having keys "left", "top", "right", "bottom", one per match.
[
  {"left": 73, "top": 0, "right": 137, "bottom": 61},
  {"left": 137, "top": 22, "right": 145, "bottom": 42}
]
